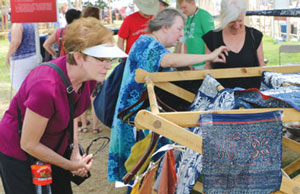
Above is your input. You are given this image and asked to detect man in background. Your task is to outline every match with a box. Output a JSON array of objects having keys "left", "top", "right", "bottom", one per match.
[
  {"left": 178, "top": 0, "right": 214, "bottom": 70},
  {"left": 159, "top": 0, "right": 169, "bottom": 10},
  {"left": 117, "top": 0, "right": 159, "bottom": 54}
]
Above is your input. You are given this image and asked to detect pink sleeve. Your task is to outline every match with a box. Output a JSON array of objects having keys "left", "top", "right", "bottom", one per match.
[{"left": 24, "top": 80, "right": 62, "bottom": 119}]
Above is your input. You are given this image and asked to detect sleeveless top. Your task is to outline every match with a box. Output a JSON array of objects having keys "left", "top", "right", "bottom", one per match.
[
  {"left": 55, "top": 27, "right": 67, "bottom": 57},
  {"left": 9, "top": 23, "right": 36, "bottom": 60},
  {"left": 202, "top": 26, "right": 263, "bottom": 89}
]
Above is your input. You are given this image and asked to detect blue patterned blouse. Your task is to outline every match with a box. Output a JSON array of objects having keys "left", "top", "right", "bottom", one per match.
[{"left": 108, "top": 35, "right": 170, "bottom": 182}]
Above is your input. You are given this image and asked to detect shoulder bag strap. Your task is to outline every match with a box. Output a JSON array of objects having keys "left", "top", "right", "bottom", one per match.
[
  {"left": 17, "top": 62, "right": 74, "bottom": 160},
  {"left": 57, "top": 29, "right": 64, "bottom": 58},
  {"left": 42, "top": 62, "right": 75, "bottom": 148}
]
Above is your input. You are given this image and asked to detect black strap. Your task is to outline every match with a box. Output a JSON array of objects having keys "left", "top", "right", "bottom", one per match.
[
  {"left": 43, "top": 62, "right": 75, "bottom": 146},
  {"left": 57, "top": 29, "right": 64, "bottom": 58},
  {"left": 17, "top": 62, "right": 75, "bottom": 157}
]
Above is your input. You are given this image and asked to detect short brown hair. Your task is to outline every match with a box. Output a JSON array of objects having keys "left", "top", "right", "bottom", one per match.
[
  {"left": 63, "top": 17, "right": 113, "bottom": 64},
  {"left": 82, "top": 6, "right": 100, "bottom": 20},
  {"left": 177, "top": 0, "right": 194, "bottom": 5}
]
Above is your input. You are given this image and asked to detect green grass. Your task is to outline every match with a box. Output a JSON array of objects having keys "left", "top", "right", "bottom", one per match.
[
  {"left": 0, "top": 38, "right": 10, "bottom": 82},
  {"left": 263, "top": 35, "right": 300, "bottom": 66}
]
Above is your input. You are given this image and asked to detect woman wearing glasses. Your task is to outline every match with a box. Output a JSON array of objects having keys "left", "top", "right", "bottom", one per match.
[
  {"left": 108, "top": 8, "right": 229, "bottom": 182},
  {"left": 0, "top": 17, "right": 127, "bottom": 194}
]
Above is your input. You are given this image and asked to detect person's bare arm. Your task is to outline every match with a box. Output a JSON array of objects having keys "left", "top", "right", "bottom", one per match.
[
  {"left": 204, "top": 44, "right": 212, "bottom": 69},
  {"left": 20, "top": 108, "right": 92, "bottom": 173},
  {"left": 43, "top": 32, "right": 58, "bottom": 58},
  {"left": 161, "top": 46, "right": 229, "bottom": 68},
  {"left": 117, "top": 36, "right": 125, "bottom": 51},
  {"left": 256, "top": 42, "right": 265, "bottom": 66},
  {"left": 5, "top": 23, "right": 23, "bottom": 68}
]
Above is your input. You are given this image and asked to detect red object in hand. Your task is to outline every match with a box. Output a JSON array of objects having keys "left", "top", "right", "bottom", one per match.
[{"left": 31, "top": 162, "right": 52, "bottom": 185}]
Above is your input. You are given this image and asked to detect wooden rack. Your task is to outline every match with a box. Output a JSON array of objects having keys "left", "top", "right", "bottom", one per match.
[{"left": 133, "top": 65, "right": 300, "bottom": 194}]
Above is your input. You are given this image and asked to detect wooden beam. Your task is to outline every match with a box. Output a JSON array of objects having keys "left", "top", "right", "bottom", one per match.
[
  {"left": 156, "top": 108, "right": 300, "bottom": 128},
  {"left": 135, "top": 66, "right": 300, "bottom": 83},
  {"left": 155, "top": 82, "right": 195, "bottom": 103},
  {"left": 284, "top": 157, "right": 300, "bottom": 175},
  {"left": 280, "top": 176, "right": 300, "bottom": 194},
  {"left": 282, "top": 136, "right": 300, "bottom": 154},
  {"left": 134, "top": 110, "right": 203, "bottom": 154},
  {"left": 293, "top": 174, "right": 300, "bottom": 182},
  {"left": 145, "top": 77, "right": 159, "bottom": 114},
  {"left": 193, "top": 181, "right": 203, "bottom": 193}
]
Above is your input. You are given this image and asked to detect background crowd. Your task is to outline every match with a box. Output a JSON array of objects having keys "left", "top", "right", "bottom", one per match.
[{"left": 1, "top": 0, "right": 297, "bottom": 194}]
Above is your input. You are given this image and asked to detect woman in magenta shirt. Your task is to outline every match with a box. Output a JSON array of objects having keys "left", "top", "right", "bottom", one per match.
[{"left": 0, "top": 17, "right": 127, "bottom": 194}]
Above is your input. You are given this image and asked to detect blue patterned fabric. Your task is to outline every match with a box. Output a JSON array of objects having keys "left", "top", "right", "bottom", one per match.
[
  {"left": 176, "top": 74, "right": 236, "bottom": 193},
  {"left": 234, "top": 89, "right": 292, "bottom": 110},
  {"left": 107, "top": 35, "right": 170, "bottom": 182},
  {"left": 260, "top": 71, "right": 300, "bottom": 90},
  {"left": 176, "top": 74, "right": 289, "bottom": 193},
  {"left": 259, "top": 71, "right": 300, "bottom": 111},
  {"left": 201, "top": 111, "right": 282, "bottom": 194},
  {"left": 189, "top": 74, "right": 236, "bottom": 111}
]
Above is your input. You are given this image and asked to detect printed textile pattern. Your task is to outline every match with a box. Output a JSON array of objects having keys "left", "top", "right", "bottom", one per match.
[
  {"left": 259, "top": 71, "right": 300, "bottom": 110},
  {"left": 260, "top": 71, "right": 300, "bottom": 90},
  {"left": 108, "top": 35, "right": 170, "bottom": 182},
  {"left": 234, "top": 89, "right": 292, "bottom": 110},
  {"left": 189, "top": 74, "right": 235, "bottom": 111},
  {"left": 176, "top": 74, "right": 235, "bottom": 194},
  {"left": 201, "top": 111, "right": 283, "bottom": 194}
]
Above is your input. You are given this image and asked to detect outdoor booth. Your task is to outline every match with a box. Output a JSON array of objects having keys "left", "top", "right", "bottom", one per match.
[{"left": 124, "top": 65, "right": 300, "bottom": 194}]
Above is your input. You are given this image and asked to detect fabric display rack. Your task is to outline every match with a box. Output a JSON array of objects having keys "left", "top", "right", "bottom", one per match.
[{"left": 127, "top": 65, "right": 300, "bottom": 194}]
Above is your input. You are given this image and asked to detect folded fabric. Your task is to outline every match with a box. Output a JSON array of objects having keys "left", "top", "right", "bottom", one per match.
[
  {"left": 189, "top": 74, "right": 235, "bottom": 111},
  {"left": 260, "top": 71, "right": 300, "bottom": 90},
  {"left": 234, "top": 88, "right": 292, "bottom": 109},
  {"left": 138, "top": 165, "right": 158, "bottom": 194},
  {"left": 201, "top": 111, "right": 283, "bottom": 194},
  {"left": 125, "top": 132, "right": 157, "bottom": 179},
  {"left": 158, "top": 150, "right": 177, "bottom": 194}
]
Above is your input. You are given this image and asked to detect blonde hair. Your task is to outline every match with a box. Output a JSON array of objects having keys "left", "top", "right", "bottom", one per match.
[
  {"left": 215, "top": 0, "right": 246, "bottom": 31},
  {"left": 63, "top": 17, "right": 113, "bottom": 64}
]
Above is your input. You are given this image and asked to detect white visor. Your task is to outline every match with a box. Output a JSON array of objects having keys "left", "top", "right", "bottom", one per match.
[{"left": 82, "top": 43, "right": 128, "bottom": 58}]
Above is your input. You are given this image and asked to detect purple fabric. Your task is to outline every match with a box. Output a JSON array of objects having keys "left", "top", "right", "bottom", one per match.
[{"left": 0, "top": 56, "right": 96, "bottom": 160}]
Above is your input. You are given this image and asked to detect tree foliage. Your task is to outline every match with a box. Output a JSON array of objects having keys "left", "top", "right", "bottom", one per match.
[{"left": 83, "top": 0, "right": 108, "bottom": 10}]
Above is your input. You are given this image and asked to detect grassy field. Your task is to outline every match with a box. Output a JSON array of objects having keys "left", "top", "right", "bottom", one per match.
[
  {"left": 263, "top": 35, "right": 300, "bottom": 66},
  {"left": 0, "top": 38, "right": 10, "bottom": 82}
]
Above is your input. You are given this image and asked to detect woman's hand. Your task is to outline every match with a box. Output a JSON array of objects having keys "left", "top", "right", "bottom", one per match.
[
  {"left": 71, "top": 154, "right": 93, "bottom": 177},
  {"left": 70, "top": 153, "right": 93, "bottom": 177},
  {"left": 209, "top": 46, "right": 229, "bottom": 63}
]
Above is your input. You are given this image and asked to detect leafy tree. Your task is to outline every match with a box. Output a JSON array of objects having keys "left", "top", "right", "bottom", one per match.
[{"left": 83, "top": 0, "right": 108, "bottom": 10}]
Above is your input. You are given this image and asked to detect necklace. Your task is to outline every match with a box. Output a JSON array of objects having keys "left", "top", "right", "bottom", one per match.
[{"left": 188, "top": 7, "right": 198, "bottom": 26}]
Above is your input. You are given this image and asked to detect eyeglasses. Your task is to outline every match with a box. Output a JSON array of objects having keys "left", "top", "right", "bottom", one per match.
[
  {"left": 86, "top": 136, "right": 110, "bottom": 156},
  {"left": 92, "top": 56, "right": 117, "bottom": 63}
]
